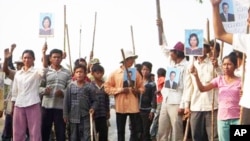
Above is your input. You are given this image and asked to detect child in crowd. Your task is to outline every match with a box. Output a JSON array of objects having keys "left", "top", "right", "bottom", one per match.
[
  {"left": 63, "top": 64, "right": 98, "bottom": 141},
  {"left": 89, "top": 64, "right": 110, "bottom": 141}
]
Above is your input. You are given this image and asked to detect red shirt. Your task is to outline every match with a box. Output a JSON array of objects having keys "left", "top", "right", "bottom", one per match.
[{"left": 157, "top": 76, "right": 165, "bottom": 104}]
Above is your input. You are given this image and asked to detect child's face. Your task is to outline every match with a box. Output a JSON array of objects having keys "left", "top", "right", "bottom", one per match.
[
  {"left": 92, "top": 71, "right": 104, "bottom": 81},
  {"left": 74, "top": 68, "right": 86, "bottom": 81}
]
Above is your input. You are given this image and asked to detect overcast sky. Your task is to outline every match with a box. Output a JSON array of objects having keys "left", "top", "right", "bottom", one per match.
[{"left": 0, "top": 0, "right": 234, "bottom": 75}]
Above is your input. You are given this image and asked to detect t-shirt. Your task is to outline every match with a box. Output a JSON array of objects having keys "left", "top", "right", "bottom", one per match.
[{"left": 211, "top": 75, "right": 241, "bottom": 120}]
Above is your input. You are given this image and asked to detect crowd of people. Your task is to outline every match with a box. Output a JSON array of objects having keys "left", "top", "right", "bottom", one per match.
[{"left": 0, "top": 0, "right": 249, "bottom": 141}]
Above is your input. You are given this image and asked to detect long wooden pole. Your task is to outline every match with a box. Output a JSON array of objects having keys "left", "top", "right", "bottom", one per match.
[
  {"left": 156, "top": 0, "right": 163, "bottom": 45},
  {"left": 130, "top": 25, "right": 136, "bottom": 65},
  {"left": 66, "top": 24, "right": 73, "bottom": 73},
  {"left": 64, "top": 5, "right": 66, "bottom": 52},
  {"left": 207, "top": 18, "right": 210, "bottom": 42},
  {"left": 220, "top": 41, "right": 224, "bottom": 61},
  {"left": 211, "top": 38, "right": 217, "bottom": 141},
  {"left": 239, "top": 24, "right": 248, "bottom": 124},
  {"left": 79, "top": 25, "right": 82, "bottom": 58},
  {"left": 91, "top": 12, "right": 97, "bottom": 52}
]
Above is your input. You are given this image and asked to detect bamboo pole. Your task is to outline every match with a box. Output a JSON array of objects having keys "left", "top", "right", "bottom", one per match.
[
  {"left": 183, "top": 118, "right": 190, "bottom": 141},
  {"left": 130, "top": 25, "right": 136, "bottom": 65},
  {"left": 239, "top": 24, "right": 248, "bottom": 124},
  {"left": 64, "top": 5, "right": 66, "bottom": 52},
  {"left": 220, "top": 41, "right": 224, "bottom": 61},
  {"left": 211, "top": 38, "right": 217, "bottom": 141},
  {"left": 79, "top": 25, "right": 82, "bottom": 58},
  {"left": 207, "top": 18, "right": 210, "bottom": 42},
  {"left": 91, "top": 12, "right": 97, "bottom": 52},
  {"left": 156, "top": 0, "right": 163, "bottom": 45},
  {"left": 66, "top": 24, "right": 73, "bottom": 73}
]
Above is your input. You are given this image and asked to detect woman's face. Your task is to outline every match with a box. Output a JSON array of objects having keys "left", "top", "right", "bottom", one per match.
[
  {"left": 141, "top": 65, "right": 150, "bottom": 78},
  {"left": 190, "top": 36, "right": 198, "bottom": 48},
  {"left": 222, "top": 58, "right": 236, "bottom": 75},
  {"left": 43, "top": 19, "right": 50, "bottom": 29},
  {"left": 22, "top": 53, "right": 34, "bottom": 67}
]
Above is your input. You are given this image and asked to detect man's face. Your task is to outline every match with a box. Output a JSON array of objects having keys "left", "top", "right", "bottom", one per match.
[
  {"left": 170, "top": 73, "right": 176, "bottom": 81},
  {"left": 223, "top": 5, "right": 229, "bottom": 14},
  {"left": 50, "top": 53, "right": 62, "bottom": 66}
]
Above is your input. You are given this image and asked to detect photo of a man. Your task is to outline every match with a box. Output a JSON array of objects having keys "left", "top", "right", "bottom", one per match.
[
  {"left": 165, "top": 71, "right": 178, "bottom": 89},
  {"left": 220, "top": 2, "right": 235, "bottom": 22},
  {"left": 123, "top": 68, "right": 136, "bottom": 87}
]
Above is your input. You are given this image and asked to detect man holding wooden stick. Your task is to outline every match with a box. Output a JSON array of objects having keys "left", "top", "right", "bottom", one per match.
[
  {"left": 210, "top": 0, "right": 250, "bottom": 125},
  {"left": 104, "top": 50, "right": 144, "bottom": 141},
  {"left": 184, "top": 40, "right": 220, "bottom": 141}
]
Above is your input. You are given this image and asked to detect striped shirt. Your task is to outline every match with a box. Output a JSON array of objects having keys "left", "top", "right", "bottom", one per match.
[{"left": 42, "top": 66, "right": 71, "bottom": 109}]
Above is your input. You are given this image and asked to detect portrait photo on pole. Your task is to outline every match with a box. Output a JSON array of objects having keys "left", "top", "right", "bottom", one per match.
[
  {"left": 39, "top": 13, "right": 54, "bottom": 37},
  {"left": 184, "top": 29, "right": 204, "bottom": 56},
  {"left": 164, "top": 67, "right": 180, "bottom": 90},
  {"left": 123, "top": 67, "right": 136, "bottom": 88},
  {"left": 219, "top": 0, "right": 235, "bottom": 22}
]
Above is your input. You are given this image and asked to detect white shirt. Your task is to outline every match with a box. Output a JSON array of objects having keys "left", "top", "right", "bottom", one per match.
[
  {"left": 11, "top": 66, "right": 44, "bottom": 107},
  {"left": 233, "top": 34, "right": 249, "bottom": 108},
  {"left": 160, "top": 45, "right": 189, "bottom": 108},
  {"left": 184, "top": 57, "right": 218, "bottom": 111}
]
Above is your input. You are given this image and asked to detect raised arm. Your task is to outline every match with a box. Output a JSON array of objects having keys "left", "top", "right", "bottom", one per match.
[
  {"left": 42, "top": 42, "right": 48, "bottom": 68},
  {"left": 190, "top": 65, "right": 216, "bottom": 92},
  {"left": 211, "top": 0, "right": 233, "bottom": 44}
]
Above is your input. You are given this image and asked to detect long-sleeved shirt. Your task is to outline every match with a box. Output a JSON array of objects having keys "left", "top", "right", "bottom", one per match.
[
  {"left": 89, "top": 81, "right": 110, "bottom": 119},
  {"left": 104, "top": 66, "right": 144, "bottom": 113},
  {"left": 233, "top": 34, "right": 250, "bottom": 108},
  {"left": 184, "top": 57, "right": 219, "bottom": 111},
  {"left": 139, "top": 81, "right": 156, "bottom": 112},
  {"left": 42, "top": 66, "right": 71, "bottom": 109},
  {"left": 160, "top": 46, "right": 189, "bottom": 108},
  {"left": 63, "top": 81, "right": 98, "bottom": 123},
  {"left": 11, "top": 66, "right": 44, "bottom": 107}
]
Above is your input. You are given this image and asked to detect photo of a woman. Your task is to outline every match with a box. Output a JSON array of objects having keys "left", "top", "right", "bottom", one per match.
[
  {"left": 185, "top": 30, "right": 204, "bottom": 56},
  {"left": 39, "top": 13, "right": 54, "bottom": 36}
]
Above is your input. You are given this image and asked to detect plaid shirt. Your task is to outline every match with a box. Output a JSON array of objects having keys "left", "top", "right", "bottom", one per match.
[
  {"left": 63, "top": 81, "right": 98, "bottom": 123},
  {"left": 89, "top": 81, "right": 110, "bottom": 119}
]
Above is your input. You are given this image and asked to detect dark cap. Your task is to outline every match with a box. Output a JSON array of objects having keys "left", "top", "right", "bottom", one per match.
[{"left": 172, "top": 42, "right": 184, "bottom": 52}]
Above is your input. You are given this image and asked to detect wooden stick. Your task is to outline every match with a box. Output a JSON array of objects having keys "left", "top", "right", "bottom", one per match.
[
  {"left": 90, "top": 112, "right": 94, "bottom": 141},
  {"left": 239, "top": 24, "right": 248, "bottom": 124},
  {"left": 220, "top": 41, "right": 224, "bottom": 61},
  {"left": 156, "top": 0, "right": 163, "bottom": 45},
  {"left": 91, "top": 12, "right": 97, "bottom": 52},
  {"left": 64, "top": 5, "right": 66, "bottom": 52},
  {"left": 121, "top": 49, "right": 133, "bottom": 88},
  {"left": 183, "top": 118, "right": 190, "bottom": 141},
  {"left": 207, "top": 18, "right": 210, "bottom": 42},
  {"left": 130, "top": 25, "right": 136, "bottom": 65},
  {"left": 66, "top": 24, "right": 73, "bottom": 73},
  {"left": 211, "top": 38, "right": 217, "bottom": 141},
  {"left": 79, "top": 25, "right": 82, "bottom": 58}
]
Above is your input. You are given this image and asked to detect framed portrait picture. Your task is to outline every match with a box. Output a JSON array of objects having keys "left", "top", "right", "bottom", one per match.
[
  {"left": 219, "top": 0, "right": 235, "bottom": 22},
  {"left": 39, "top": 13, "right": 54, "bottom": 37},
  {"left": 165, "top": 67, "right": 180, "bottom": 90},
  {"left": 123, "top": 67, "right": 136, "bottom": 88},
  {"left": 185, "top": 29, "right": 204, "bottom": 56}
]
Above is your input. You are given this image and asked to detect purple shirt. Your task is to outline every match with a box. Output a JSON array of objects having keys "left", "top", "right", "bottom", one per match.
[{"left": 211, "top": 75, "right": 241, "bottom": 120}]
